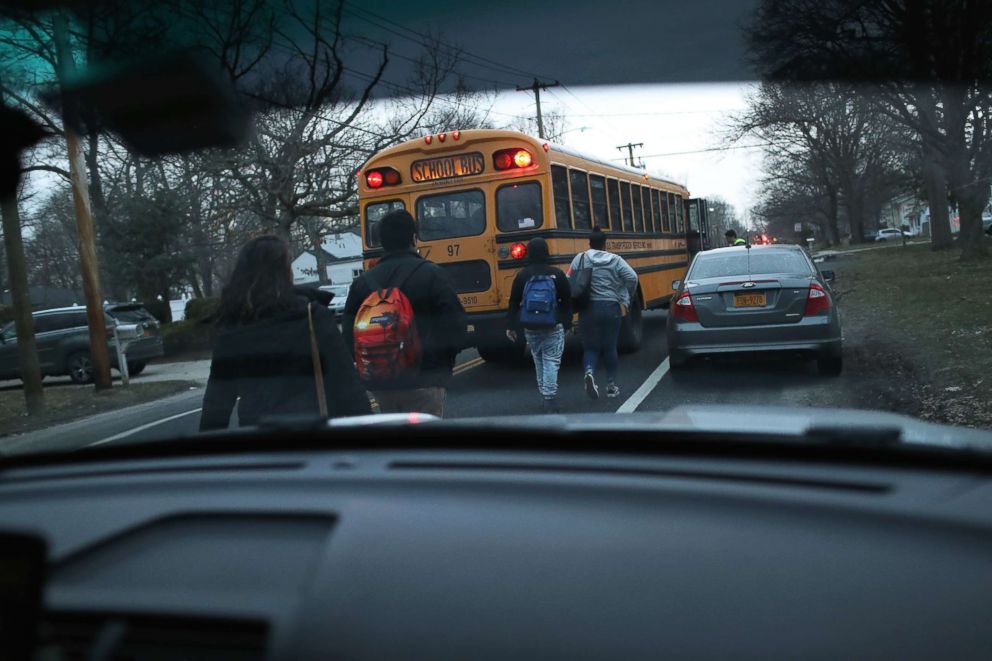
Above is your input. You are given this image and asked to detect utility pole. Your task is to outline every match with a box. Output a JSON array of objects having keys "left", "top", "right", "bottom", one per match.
[
  {"left": 516, "top": 78, "right": 559, "bottom": 140},
  {"left": 616, "top": 142, "right": 644, "bottom": 167},
  {"left": 53, "top": 12, "right": 112, "bottom": 390}
]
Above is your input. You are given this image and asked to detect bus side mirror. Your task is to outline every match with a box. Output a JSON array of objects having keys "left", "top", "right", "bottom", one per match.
[{"left": 671, "top": 280, "right": 681, "bottom": 291}]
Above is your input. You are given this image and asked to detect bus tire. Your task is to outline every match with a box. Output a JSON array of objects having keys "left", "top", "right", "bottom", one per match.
[{"left": 618, "top": 300, "right": 643, "bottom": 354}]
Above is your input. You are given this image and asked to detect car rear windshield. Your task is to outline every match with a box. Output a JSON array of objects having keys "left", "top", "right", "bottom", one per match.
[
  {"left": 689, "top": 251, "right": 813, "bottom": 279},
  {"left": 107, "top": 306, "right": 156, "bottom": 323}
]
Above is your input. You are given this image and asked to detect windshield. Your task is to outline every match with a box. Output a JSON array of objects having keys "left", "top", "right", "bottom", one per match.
[
  {"left": 689, "top": 251, "right": 813, "bottom": 279},
  {"left": 1, "top": 0, "right": 991, "bottom": 457}
]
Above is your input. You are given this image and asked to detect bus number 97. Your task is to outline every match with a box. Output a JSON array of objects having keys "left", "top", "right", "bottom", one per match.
[{"left": 447, "top": 244, "right": 460, "bottom": 257}]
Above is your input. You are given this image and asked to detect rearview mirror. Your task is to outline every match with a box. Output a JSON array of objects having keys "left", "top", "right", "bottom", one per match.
[
  {"left": 821, "top": 270, "right": 836, "bottom": 283},
  {"left": 671, "top": 279, "right": 682, "bottom": 291}
]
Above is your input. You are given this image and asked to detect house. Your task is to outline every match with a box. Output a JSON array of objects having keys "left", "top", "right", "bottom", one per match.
[
  {"left": 291, "top": 231, "right": 364, "bottom": 285},
  {"left": 1, "top": 285, "right": 82, "bottom": 309}
]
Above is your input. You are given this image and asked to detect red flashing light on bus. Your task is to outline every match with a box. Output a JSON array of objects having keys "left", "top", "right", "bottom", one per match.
[
  {"left": 365, "top": 167, "right": 401, "bottom": 189},
  {"left": 510, "top": 242, "right": 527, "bottom": 259},
  {"left": 494, "top": 148, "right": 535, "bottom": 171}
]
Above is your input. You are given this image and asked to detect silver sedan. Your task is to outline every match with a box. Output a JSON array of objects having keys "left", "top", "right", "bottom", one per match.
[{"left": 666, "top": 245, "right": 843, "bottom": 375}]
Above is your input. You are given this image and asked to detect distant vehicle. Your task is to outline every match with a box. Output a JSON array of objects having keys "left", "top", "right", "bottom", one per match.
[
  {"left": 318, "top": 284, "right": 350, "bottom": 316},
  {"left": 667, "top": 244, "right": 843, "bottom": 376},
  {"left": 875, "top": 228, "right": 910, "bottom": 241},
  {"left": 0, "top": 305, "right": 164, "bottom": 384}
]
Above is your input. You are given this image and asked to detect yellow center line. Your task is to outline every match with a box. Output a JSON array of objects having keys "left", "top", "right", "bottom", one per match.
[{"left": 453, "top": 356, "right": 485, "bottom": 374}]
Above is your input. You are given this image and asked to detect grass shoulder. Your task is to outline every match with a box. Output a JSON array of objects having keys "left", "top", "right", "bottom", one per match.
[{"left": 0, "top": 380, "right": 199, "bottom": 438}]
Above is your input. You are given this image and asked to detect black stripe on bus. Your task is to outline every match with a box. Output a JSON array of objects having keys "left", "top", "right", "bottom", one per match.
[
  {"left": 497, "top": 250, "right": 686, "bottom": 270},
  {"left": 494, "top": 229, "right": 686, "bottom": 243}
]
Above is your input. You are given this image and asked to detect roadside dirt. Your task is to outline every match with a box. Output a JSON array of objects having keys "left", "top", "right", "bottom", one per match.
[{"left": 828, "top": 243, "right": 992, "bottom": 429}]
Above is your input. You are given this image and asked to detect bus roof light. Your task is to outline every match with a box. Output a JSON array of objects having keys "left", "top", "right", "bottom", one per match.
[
  {"left": 366, "top": 170, "right": 383, "bottom": 188},
  {"left": 510, "top": 242, "right": 527, "bottom": 260},
  {"left": 513, "top": 149, "right": 532, "bottom": 168},
  {"left": 494, "top": 151, "right": 513, "bottom": 170},
  {"left": 438, "top": 132, "right": 446, "bottom": 142},
  {"left": 424, "top": 135, "right": 433, "bottom": 145},
  {"left": 542, "top": 142, "right": 549, "bottom": 152},
  {"left": 383, "top": 169, "right": 401, "bottom": 185},
  {"left": 452, "top": 130, "right": 461, "bottom": 140}
]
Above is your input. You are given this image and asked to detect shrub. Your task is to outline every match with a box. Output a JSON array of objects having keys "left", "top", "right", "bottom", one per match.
[
  {"left": 143, "top": 298, "right": 172, "bottom": 324},
  {"left": 184, "top": 297, "right": 220, "bottom": 322},
  {"left": 161, "top": 318, "right": 215, "bottom": 357},
  {"left": 0, "top": 305, "right": 13, "bottom": 326}
]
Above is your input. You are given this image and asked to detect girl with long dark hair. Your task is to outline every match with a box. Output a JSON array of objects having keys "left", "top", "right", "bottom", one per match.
[{"left": 199, "top": 235, "right": 371, "bottom": 430}]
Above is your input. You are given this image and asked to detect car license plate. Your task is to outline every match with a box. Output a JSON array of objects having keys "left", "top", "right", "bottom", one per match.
[{"left": 734, "top": 293, "right": 766, "bottom": 308}]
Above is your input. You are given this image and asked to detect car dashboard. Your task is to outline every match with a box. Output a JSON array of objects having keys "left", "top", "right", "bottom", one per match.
[{"left": 0, "top": 432, "right": 990, "bottom": 660}]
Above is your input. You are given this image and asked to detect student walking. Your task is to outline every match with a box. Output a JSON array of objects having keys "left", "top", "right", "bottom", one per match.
[
  {"left": 200, "top": 236, "right": 372, "bottom": 430},
  {"left": 506, "top": 237, "right": 572, "bottom": 413},
  {"left": 342, "top": 209, "right": 467, "bottom": 417},
  {"left": 568, "top": 227, "right": 638, "bottom": 400}
]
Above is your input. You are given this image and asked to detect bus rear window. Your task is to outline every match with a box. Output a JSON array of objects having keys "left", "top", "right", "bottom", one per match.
[
  {"left": 365, "top": 200, "right": 405, "bottom": 248},
  {"left": 416, "top": 190, "right": 486, "bottom": 241},
  {"left": 497, "top": 182, "right": 543, "bottom": 232}
]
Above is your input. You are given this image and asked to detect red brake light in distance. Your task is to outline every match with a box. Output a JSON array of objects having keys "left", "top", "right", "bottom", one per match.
[
  {"left": 493, "top": 148, "right": 535, "bottom": 171},
  {"left": 510, "top": 242, "right": 527, "bottom": 259},
  {"left": 366, "top": 170, "right": 383, "bottom": 188},
  {"left": 805, "top": 283, "right": 831, "bottom": 316},
  {"left": 672, "top": 291, "right": 698, "bottom": 322}
]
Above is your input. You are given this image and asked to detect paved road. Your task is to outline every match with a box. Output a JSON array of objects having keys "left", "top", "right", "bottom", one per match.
[{"left": 3, "top": 256, "right": 866, "bottom": 455}]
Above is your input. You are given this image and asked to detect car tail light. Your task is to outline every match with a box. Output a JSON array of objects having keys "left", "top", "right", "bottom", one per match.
[
  {"left": 805, "top": 283, "right": 831, "bottom": 316},
  {"left": 672, "top": 291, "right": 698, "bottom": 322},
  {"left": 510, "top": 242, "right": 527, "bottom": 259},
  {"left": 365, "top": 167, "right": 401, "bottom": 188},
  {"left": 493, "top": 148, "right": 535, "bottom": 171}
]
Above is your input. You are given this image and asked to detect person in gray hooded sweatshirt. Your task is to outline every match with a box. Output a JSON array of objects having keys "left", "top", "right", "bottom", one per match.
[{"left": 568, "top": 227, "right": 638, "bottom": 400}]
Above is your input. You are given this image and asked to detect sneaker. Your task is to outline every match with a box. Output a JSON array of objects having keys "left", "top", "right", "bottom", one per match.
[
  {"left": 584, "top": 371, "right": 599, "bottom": 400},
  {"left": 543, "top": 397, "right": 560, "bottom": 414},
  {"left": 606, "top": 383, "right": 621, "bottom": 398}
]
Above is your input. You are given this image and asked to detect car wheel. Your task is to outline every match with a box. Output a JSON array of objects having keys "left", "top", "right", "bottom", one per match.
[
  {"left": 127, "top": 361, "right": 146, "bottom": 375},
  {"left": 817, "top": 352, "right": 843, "bottom": 377},
  {"left": 67, "top": 350, "right": 95, "bottom": 384},
  {"left": 618, "top": 299, "right": 643, "bottom": 354}
]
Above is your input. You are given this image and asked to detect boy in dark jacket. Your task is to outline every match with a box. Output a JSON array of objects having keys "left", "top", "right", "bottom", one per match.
[
  {"left": 507, "top": 237, "right": 572, "bottom": 413},
  {"left": 342, "top": 210, "right": 467, "bottom": 417}
]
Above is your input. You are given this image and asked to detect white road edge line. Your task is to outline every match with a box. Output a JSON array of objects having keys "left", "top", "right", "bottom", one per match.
[
  {"left": 616, "top": 358, "right": 670, "bottom": 414},
  {"left": 87, "top": 408, "right": 202, "bottom": 447}
]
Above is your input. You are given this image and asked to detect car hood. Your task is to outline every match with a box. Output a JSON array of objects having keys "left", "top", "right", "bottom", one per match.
[{"left": 329, "top": 405, "right": 992, "bottom": 452}]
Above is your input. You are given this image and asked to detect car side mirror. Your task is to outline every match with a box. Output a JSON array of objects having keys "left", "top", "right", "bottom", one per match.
[
  {"left": 821, "top": 270, "right": 836, "bottom": 283},
  {"left": 671, "top": 279, "right": 682, "bottom": 291}
]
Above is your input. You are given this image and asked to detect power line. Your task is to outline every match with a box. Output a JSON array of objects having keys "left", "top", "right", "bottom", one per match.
[
  {"left": 612, "top": 143, "right": 772, "bottom": 160},
  {"left": 616, "top": 142, "right": 645, "bottom": 167},
  {"left": 516, "top": 78, "right": 559, "bottom": 139}
]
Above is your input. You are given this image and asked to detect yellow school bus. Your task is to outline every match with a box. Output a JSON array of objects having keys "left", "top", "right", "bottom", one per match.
[{"left": 358, "top": 129, "right": 690, "bottom": 361}]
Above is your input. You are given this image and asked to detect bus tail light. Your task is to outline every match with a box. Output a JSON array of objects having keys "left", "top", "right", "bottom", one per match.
[
  {"left": 510, "top": 242, "right": 527, "bottom": 259},
  {"left": 494, "top": 148, "right": 535, "bottom": 171},
  {"left": 672, "top": 291, "right": 698, "bottom": 322},
  {"left": 365, "top": 167, "right": 401, "bottom": 189}
]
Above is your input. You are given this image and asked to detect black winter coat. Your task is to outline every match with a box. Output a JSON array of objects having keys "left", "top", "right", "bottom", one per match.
[
  {"left": 199, "top": 293, "right": 371, "bottom": 431},
  {"left": 342, "top": 250, "right": 467, "bottom": 389},
  {"left": 506, "top": 264, "right": 573, "bottom": 331}
]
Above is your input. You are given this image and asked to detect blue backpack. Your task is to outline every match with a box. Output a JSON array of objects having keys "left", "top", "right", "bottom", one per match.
[{"left": 519, "top": 275, "right": 558, "bottom": 327}]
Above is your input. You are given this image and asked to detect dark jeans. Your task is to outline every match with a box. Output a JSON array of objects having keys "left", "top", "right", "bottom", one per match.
[{"left": 580, "top": 300, "right": 622, "bottom": 382}]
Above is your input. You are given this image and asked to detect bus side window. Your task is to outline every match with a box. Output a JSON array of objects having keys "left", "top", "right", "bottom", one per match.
[
  {"left": 607, "top": 178, "right": 622, "bottom": 231},
  {"left": 551, "top": 165, "right": 572, "bottom": 229},
  {"left": 569, "top": 169, "right": 591, "bottom": 230},
  {"left": 589, "top": 175, "right": 608, "bottom": 229},
  {"left": 641, "top": 185, "right": 653, "bottom": 233},
  {"left": 667, "top": 192, "right": 676, "bottom": 233},
  {"left": 631, "top": 185, "right": 644, "bottom": 233},
  {"left": 651, "top": 189, "right": 662, "bottom": 233},
  {"left": 619, "top": 181, "right": 633, "bottom": 232},
  {"left": 675, "top": 195, "right": 684, "bottom": 233},
  {"left": 661, "top": 191, "right": 671, "bottom": 232}
]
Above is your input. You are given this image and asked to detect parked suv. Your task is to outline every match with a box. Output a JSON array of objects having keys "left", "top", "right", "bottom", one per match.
[{"left": 0, "top": 305, "right": 164, "bottom": 384}]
